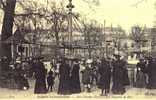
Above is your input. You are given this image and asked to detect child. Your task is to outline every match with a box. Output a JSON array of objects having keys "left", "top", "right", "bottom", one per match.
[
  {"left": 21, "top": 74, "right": 30, "bottom": 90},
  {"left": 47, "top": 69, "right": 55, "bottom": 92},
  {"left": 81, "top": 59, "right": 93, "bottom": 92}
]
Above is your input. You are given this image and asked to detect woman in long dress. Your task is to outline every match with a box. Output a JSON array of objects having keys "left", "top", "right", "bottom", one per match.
[
  {"left": 112, "top": 56, "right": 127, "bottom": 95},
  {"left": 146, "top": 58, "right": 156, "bottom": 89},
  {"left": 70, "top": 60, "right": 81, "bottom": 94},
  {"left": 135, "top": 59, "right": 147, "bottom": 88},
  {"left": 34, "top": 58, "right": 47, "bottom": 94},
  {"left": 58, "top": 58, "right": 71, "bottom": 95}
]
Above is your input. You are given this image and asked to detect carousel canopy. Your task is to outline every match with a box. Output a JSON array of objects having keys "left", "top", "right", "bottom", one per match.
[
  {"left": 4, "top": 29, "right": 29, "bottom": 44},
  {"left": 61, "top": 42, "right": 99, "bottom": 49}
]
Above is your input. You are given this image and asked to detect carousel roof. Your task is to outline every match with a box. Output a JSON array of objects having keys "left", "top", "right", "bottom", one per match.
[{"left": 4, "top": 29, "right": 29, "bottom": 44}]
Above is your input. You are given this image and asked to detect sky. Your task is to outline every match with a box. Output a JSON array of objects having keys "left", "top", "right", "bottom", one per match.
[
  {"left": 0, "top": 0, "right": 156, "bottom": 32},
  {"left": 71, "top": 0, "right": 156, "bottom": 32}
]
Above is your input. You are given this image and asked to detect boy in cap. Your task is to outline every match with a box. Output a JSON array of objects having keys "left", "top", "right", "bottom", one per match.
[
  {"left": 81, "top": 59, "right": 93, "bottom": 92},
  {"left": 47, "top": 69, "right": 55, "bottom": 92}
]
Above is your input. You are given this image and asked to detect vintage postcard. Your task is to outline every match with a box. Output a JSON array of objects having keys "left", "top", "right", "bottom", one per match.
[{"left": 0, "top": 0, "right": 156, "bottom": 99}]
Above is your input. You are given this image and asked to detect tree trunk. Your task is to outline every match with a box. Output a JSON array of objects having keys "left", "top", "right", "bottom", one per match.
[
  {"left": 88, "top": 47, "right": 92, "bottom": 59},
  {"left": 55, "top": 33, "right": 59, "bottom": 57},
  {"left": 1, "top": 0, "right": 16, "bottom": 70},
  {"left": 54, "top": 12, "right": 60, "bottom": 58}
]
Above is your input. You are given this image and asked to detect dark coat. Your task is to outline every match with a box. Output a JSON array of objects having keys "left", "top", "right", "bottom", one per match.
[
  {"left": 135, "top": 62, "right": 147, "bottom": 88},
  {"left": 98, "top": 60, "right": 111, "bottom": 90},
  {"left": 81, "top": 66, "right": 92, "bottom": 85},
  {"left": 90, "top": 63, "right": 99, "bottom": 84},
  {"left": 70, "top": 63, "right": 81, "bottom": 93},
  {"left": 112, "top": 60, "right": 127, "bottom": 94},
  {"left": 1, "top": 58, "right": 9, "bottom": 71},
  {"left": 122, "top": 61, "right": 130, "bottom": 86},
  {"left": 47, "top": 71, "right": 55, "bottom": 86},
  {"left": 146, "top": 61, "right": 156, "bottom": 89},
  {"left": 14, "top": 65, "right": 29, "bottom": 90},
  {"left": 58, "top": 62, "right": 71, "bottom": 95},
  {"left": 34, "top": 61, "right": 47, "bottom": 94}
]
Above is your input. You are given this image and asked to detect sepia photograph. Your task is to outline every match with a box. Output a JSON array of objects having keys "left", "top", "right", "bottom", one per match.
[{"left": 0, "top": 0, "right": 156, "bottom": 99}]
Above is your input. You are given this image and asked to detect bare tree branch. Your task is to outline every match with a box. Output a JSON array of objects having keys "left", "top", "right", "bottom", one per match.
[
  {"left": 0, "top": 0, "right": 6, "bottom": 11},
  {"left": 131, "top": 0, "right": 147, "bottom": 7}
]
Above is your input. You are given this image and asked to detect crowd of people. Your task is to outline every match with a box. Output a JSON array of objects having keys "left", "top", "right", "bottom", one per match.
[
  {"left": 1, "top": 54, "right": 156, "bottom": 96},
  {"left": 30, "top": 55, "right": 130, "bottom": 95},
  {"left": 135, "top": 57, "right": 156, "bottom": 89}
]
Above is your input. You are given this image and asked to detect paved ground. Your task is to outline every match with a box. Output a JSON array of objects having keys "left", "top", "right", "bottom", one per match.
[{"left": 0, "top": 78, "right": 156, "bottom": 100}]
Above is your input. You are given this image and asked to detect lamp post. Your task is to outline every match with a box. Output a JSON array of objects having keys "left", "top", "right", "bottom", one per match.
[
  {"left": 140, "top": 39, "right": 148, "bottom": 57},
  {"left": 106, "top": 40, "right": 112, "bottom": 58},
  {"left": 66, "top": 0, "right": 74, "bottom": 57}
]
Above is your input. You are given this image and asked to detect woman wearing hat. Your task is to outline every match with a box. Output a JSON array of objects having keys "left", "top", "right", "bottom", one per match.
[
  {"left": 112, "top": 55, "right": 127, "bottom": 94},
  {"left": 58, "top": 58, "right": 71, "bottom": 95},
  {"left": 146, "top": 58, "right": 156, "bottom": 89},
  {"left": 70, "top": 59, "right": 81, "bottom": 94},
  {"left": 34, "top": 58, "right": 47, "bottom": 94},
  {"left": 135, "top": 58, "right": 147, "bottom": 88}
]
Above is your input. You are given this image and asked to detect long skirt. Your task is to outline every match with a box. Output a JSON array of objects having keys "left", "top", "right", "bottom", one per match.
[
  {"left": 112, "top": 80, "right": 125, "bottom": 94},
  {"left": 112, "top": 69, "right": 126, "bottom": 94},
  {"left": 34, "top": 78, "right": 47, "bottom": 94},
  {"left": 58, "top": 78, "right": 71, "bottom": 95},
  {"left": 98, "top": 74, "right": 111, "bottom": 90},
  {"left": 135, "top": 71, "right": 146, "bottom": 88},
  {"left": 147, "top": 73, "right": 156, "bottom": 89},
  {"left": 70, "top": 80, "right": 81, "bottom": 93}
]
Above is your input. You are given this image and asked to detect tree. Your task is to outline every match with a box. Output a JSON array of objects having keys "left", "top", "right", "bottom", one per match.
[
  {"left": 15, "top": 1, "right": 68, "bottom": 57},
  {"left": 0, "top": 0, "right": 17, "bottom": 70},
  {"left": 82, "top": 19, "right": 102, "bottom": 58},
  {"left": 82, "top": 0, "right": 100, "bottom": 11},
  {"left": 50, "top": 3, "right": 67, "bottom": 57},
  {"left": 131, "top": 0, "right": 148, "bottom": 7},
  {"left": 0, "top": 0, "right": 100, "bottom": 60},
  {"left": 130, "top": 25, "right": 147, "bottom": 57},
  {"left": 0, "top": 0, "right": 16, "bottom": 88}
]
